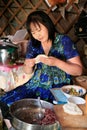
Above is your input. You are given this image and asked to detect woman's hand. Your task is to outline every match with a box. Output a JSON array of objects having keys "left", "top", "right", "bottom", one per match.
[
  {"left": 40, "top": 56, "right": 57, "bottom": 66},
  {"left": 23, "top": 58, "right": 36, "bottom": 74},
  {"left": 24, "top": 58, "right": 35, "bottom": 68},
  {"left": 40, "top": 55, "right": 83, "bottom": 76}
]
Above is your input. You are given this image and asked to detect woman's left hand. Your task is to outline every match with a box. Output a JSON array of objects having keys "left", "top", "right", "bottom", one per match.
[{"left": 40, "top": 56, "right": 57, "bottom": 66}]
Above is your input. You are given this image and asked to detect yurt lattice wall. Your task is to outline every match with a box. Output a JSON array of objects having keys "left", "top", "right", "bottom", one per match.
[{"left": 0, "top": 0, "right": 80, "bottom": 38}]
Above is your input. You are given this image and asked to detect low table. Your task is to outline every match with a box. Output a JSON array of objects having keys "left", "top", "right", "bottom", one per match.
[{"left": 54, "top": 104, "right": 87, "bottom": 129}]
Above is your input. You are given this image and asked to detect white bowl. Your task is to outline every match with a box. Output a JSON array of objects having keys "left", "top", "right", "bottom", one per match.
[
  {"left": 68, "top": 96, "right": 86, "bottom": 104},
  {"left": 61, "top": 85, "right": 86, "bottom": 98}
]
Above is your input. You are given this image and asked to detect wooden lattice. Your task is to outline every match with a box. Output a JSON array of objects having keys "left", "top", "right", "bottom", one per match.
[{"left": 0, "top": 0, "right": 80, "bottom": 38}]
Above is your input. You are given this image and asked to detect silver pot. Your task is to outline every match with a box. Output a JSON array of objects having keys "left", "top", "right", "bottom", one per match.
[
  {"left": 9, "top": 98, "right": 61, "bottom": 130},
  {"left": 0, "top": 49, "right": 9, "bottom": 64},
  {"left": 0, "top": 38, "right": 18, "bottom": 65}
]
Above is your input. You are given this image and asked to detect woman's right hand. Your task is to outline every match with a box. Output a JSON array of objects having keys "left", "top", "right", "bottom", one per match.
[
  {"left": 23, "top": 58, "right": 36, "bottom": 74},
  {"left": 24, "top": 58, "right": 35, "bottom": 67}
]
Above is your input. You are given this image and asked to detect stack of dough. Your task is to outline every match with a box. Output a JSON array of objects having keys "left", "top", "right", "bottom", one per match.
[{"left": 63, "top": 102, "right": 83, "bottom": 115}]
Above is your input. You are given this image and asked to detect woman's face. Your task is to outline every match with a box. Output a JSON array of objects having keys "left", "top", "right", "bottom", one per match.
[{"left": 30, "top": 22, "right": 49, "bottom": 43}]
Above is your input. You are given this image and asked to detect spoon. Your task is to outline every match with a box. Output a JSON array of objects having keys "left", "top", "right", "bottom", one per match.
[{"left": 36, "top": 97, "right": 44, "bottom": 120}]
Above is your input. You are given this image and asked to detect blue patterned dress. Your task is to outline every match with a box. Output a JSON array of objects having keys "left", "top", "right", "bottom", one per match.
[{"left": 0, "top": 34, "right": 79, "bottom": 105}]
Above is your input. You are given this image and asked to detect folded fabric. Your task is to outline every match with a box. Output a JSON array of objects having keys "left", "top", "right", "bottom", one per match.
[
  {"left": 0, "top": 66, "right": 34, "bottom": 92},
  {"left": 12, "top": 66, "right": 34, "bottom": 89},
  {"left": 50, "top": 89, "right": 68, "bottom": 103}
]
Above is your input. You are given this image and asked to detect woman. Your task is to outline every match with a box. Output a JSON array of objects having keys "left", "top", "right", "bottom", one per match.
[{"left": 0, "top": 10, "right": 83, "bottom": 129}]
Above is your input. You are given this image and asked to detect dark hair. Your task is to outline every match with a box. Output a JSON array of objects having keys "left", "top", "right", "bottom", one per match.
[{"left": 26, "top": 11, "right": 57, "bottom": 45}]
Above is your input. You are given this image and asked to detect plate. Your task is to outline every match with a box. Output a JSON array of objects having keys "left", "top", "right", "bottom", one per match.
[
  {"left": 68, "top": 96, "right": 86, "bottom": 104},
  {"left": 61, "top": 85, "right": 86, "bottom": 98}
]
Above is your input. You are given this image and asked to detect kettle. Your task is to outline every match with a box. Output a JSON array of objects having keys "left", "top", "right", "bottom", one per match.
[{"left": 0, "top": 37, "right": 18, "bottom": 65}]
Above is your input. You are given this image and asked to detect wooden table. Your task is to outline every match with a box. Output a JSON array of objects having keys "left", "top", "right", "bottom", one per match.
[
  {"left": 62, "top": 128, "right": 87, "bottom": 130},
  {"left": 54, "top": 104, "right": 87, "bottom": 130}
]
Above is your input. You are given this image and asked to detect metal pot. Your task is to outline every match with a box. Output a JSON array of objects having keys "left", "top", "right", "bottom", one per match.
[
  {"left": 0, "top": 37, "right": 18, "bottom": 65},
  {"left": 9, "top": 98, "right": 60, "bottom": 130}
]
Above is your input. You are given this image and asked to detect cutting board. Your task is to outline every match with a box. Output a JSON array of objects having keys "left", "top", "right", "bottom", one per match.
[{"left": 54, "top": 104, "right": 87, "bottom": 128}]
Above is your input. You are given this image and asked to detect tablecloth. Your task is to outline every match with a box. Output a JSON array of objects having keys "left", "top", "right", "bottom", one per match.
[{"left": 0, "top": 64, "right": 34, "bottom": 92}]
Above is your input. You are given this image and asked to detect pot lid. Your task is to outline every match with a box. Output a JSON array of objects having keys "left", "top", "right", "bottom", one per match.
[{"left": 0, "top": 37, "right": 18, "bottom": 48}]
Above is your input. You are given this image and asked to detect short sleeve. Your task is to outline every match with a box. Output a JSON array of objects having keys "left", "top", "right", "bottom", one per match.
[
  {"left": 61, "top": 35, "right": 79, "bottom": 60},
  {"left": 25, "top": 40, "right": 36, "bottom": 59}
]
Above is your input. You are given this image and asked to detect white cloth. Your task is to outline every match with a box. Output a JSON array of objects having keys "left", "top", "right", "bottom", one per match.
[{"left": 0, "top": 65, "right": 34, "bottom": 92}]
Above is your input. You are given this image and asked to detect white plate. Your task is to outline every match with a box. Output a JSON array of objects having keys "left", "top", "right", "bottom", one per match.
[
  {"left": 68, "top": 96, "right": 86, "bottom": 104},
  {"left": 61, "top": 85, "right": 86, "bottom": 98}
]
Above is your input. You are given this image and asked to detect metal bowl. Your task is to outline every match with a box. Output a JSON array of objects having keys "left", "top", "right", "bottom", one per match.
[{"left": 10, "top": 98, "right": 60, "bottom": 130}]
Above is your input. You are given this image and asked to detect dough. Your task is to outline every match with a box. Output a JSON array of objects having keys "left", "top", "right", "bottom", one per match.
[
  {"left": 35, "top": 54, "right": 48, "bottom": 63},
  {"left": 63, "top": 102, "right": 83, "bottom": 115}
]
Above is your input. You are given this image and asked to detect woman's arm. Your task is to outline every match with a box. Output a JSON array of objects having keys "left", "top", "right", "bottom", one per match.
[
  {"left": 23, "top": 58, "right": 36, "bottom": 74},
  {"left": 53, "top": 56, "right": 83, "bottom": 76},
  {"left": 39, "top": 56, "right": 83, "bottom": 76},
  {"left": 41, "top": 35, "right": 83, "bottom": 76},
  {"left": 23, "top": 39, "right": 37, "bottom": 74}
]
